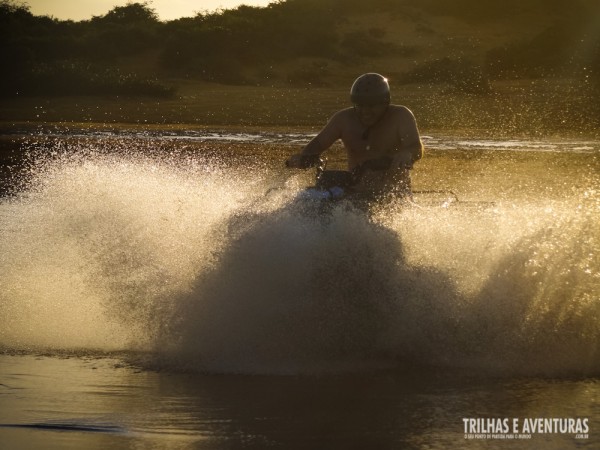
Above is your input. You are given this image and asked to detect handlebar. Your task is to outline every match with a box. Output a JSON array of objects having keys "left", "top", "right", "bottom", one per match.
[
  {"left": 285, "top": 154, "right": 394, "bottom": 173},
  {"left": 285, "top": 154, "right": 404, "bottom": 190},
  {"left": 285, "top": 154, "right": 323, "bottom": 169}
]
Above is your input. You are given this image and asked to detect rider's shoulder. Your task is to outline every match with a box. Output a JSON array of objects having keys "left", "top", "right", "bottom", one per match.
[
  {"left": 387, "top": 104, "right": 416, "bottom": 117},
  {"left": 325, "top": 107, "right": 357, "bottom": 126},
  {"left": 332, "top": 107, "right": 356, "bottom": 119}
]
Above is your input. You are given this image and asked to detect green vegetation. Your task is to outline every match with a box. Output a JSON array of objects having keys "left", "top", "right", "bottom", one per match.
[
  {"left": 0, "top": 1, "right": 171, "bottom": 96},
  {"left": 0, "top": 0, "right": 598, "bottom": 133}
]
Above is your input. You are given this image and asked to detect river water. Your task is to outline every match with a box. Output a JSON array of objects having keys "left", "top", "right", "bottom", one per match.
[{"left": 0, "top": 130, "right": 598, "bottom": 448}]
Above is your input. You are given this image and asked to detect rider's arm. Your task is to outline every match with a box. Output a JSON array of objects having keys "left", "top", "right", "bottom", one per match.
[
  {"left": 287, "top": 112, "right": 342, "bottom": 167},
  {"left": 393, "top": 107, "right": 423, "bottom": 169}
]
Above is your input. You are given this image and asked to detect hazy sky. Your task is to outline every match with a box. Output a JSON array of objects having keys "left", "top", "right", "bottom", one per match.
[{"left": 27, "top": 0, "right": 273, "bottom": 21}]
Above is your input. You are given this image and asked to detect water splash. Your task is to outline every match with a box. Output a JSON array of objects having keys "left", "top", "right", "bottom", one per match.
[
  {"left": 0, "top": 140, "right": 598, "bottom": 376},
  {"left": 0, "top": 142, "right": 264, "bottom": 350}
]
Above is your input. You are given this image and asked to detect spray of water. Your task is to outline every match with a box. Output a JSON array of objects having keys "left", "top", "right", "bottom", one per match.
[
  {"left": 0, "top": 139, "right": 598, "bottom": 376},
  {"left": 0, "top": 141, "right": 263, "bottom": 350}
]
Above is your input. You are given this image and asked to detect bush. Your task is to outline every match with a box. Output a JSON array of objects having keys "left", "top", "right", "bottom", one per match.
[
  {"left": 286, "top": 61, "right": 331, "bottom": 86},
  {"left": 341, "top": 29, "right": 393, "bottom": 57}
]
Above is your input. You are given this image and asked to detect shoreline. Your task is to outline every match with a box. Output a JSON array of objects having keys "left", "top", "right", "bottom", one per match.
[
  {"left": 1, "top": 120, "right": 598, "bottom": 141},
  {"left": 0, "top": 77, "right": 598, "bottom": 139}
]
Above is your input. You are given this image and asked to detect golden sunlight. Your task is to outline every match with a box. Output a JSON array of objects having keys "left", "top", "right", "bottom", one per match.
[{"left": 26, "top": 0, "right": 272, "bottom": 21}]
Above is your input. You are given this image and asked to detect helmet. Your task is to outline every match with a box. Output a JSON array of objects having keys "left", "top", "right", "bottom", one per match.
[{"left": 350, "top": 73, "right": 390, "bottom": 106}]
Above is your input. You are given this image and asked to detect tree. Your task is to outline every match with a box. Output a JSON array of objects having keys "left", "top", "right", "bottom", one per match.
[{"left": 93, "top": 2, "right": 159, "bottom": 24}]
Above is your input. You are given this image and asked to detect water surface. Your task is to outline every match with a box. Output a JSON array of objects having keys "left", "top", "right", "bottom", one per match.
[{"left": 0, "top": 131, "right": 598, "bottom": 448}]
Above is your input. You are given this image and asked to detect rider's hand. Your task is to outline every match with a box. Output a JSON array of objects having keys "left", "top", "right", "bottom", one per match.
[
  {"left": 285, "top": 153, "right": 305, "bottom": 168},
  {"left": 285, "top": 153, "right": 320, "bottom": 169},
  {"left": 394, "top": 151, "right": 414, "bottom": 170}
]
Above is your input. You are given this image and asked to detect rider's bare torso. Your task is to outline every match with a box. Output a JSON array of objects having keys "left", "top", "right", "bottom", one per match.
[{"left": 303, "top": 105, "right": 423, "bottom": 195}]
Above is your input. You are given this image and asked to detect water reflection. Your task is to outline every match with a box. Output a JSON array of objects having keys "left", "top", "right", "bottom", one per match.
[{"left": 1, "top": 355, "right": 598, "bottom": 449}]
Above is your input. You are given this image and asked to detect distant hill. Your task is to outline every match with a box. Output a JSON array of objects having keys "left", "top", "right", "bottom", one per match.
[
  {"left": 0, "top": 0, "right": 600, "bottom": 95},
  {"left": 1, "top": 0, "right": 598, "bottom": 133},
  {"left": 0, "top": 0, "right": 598, "bottom": 96}
]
